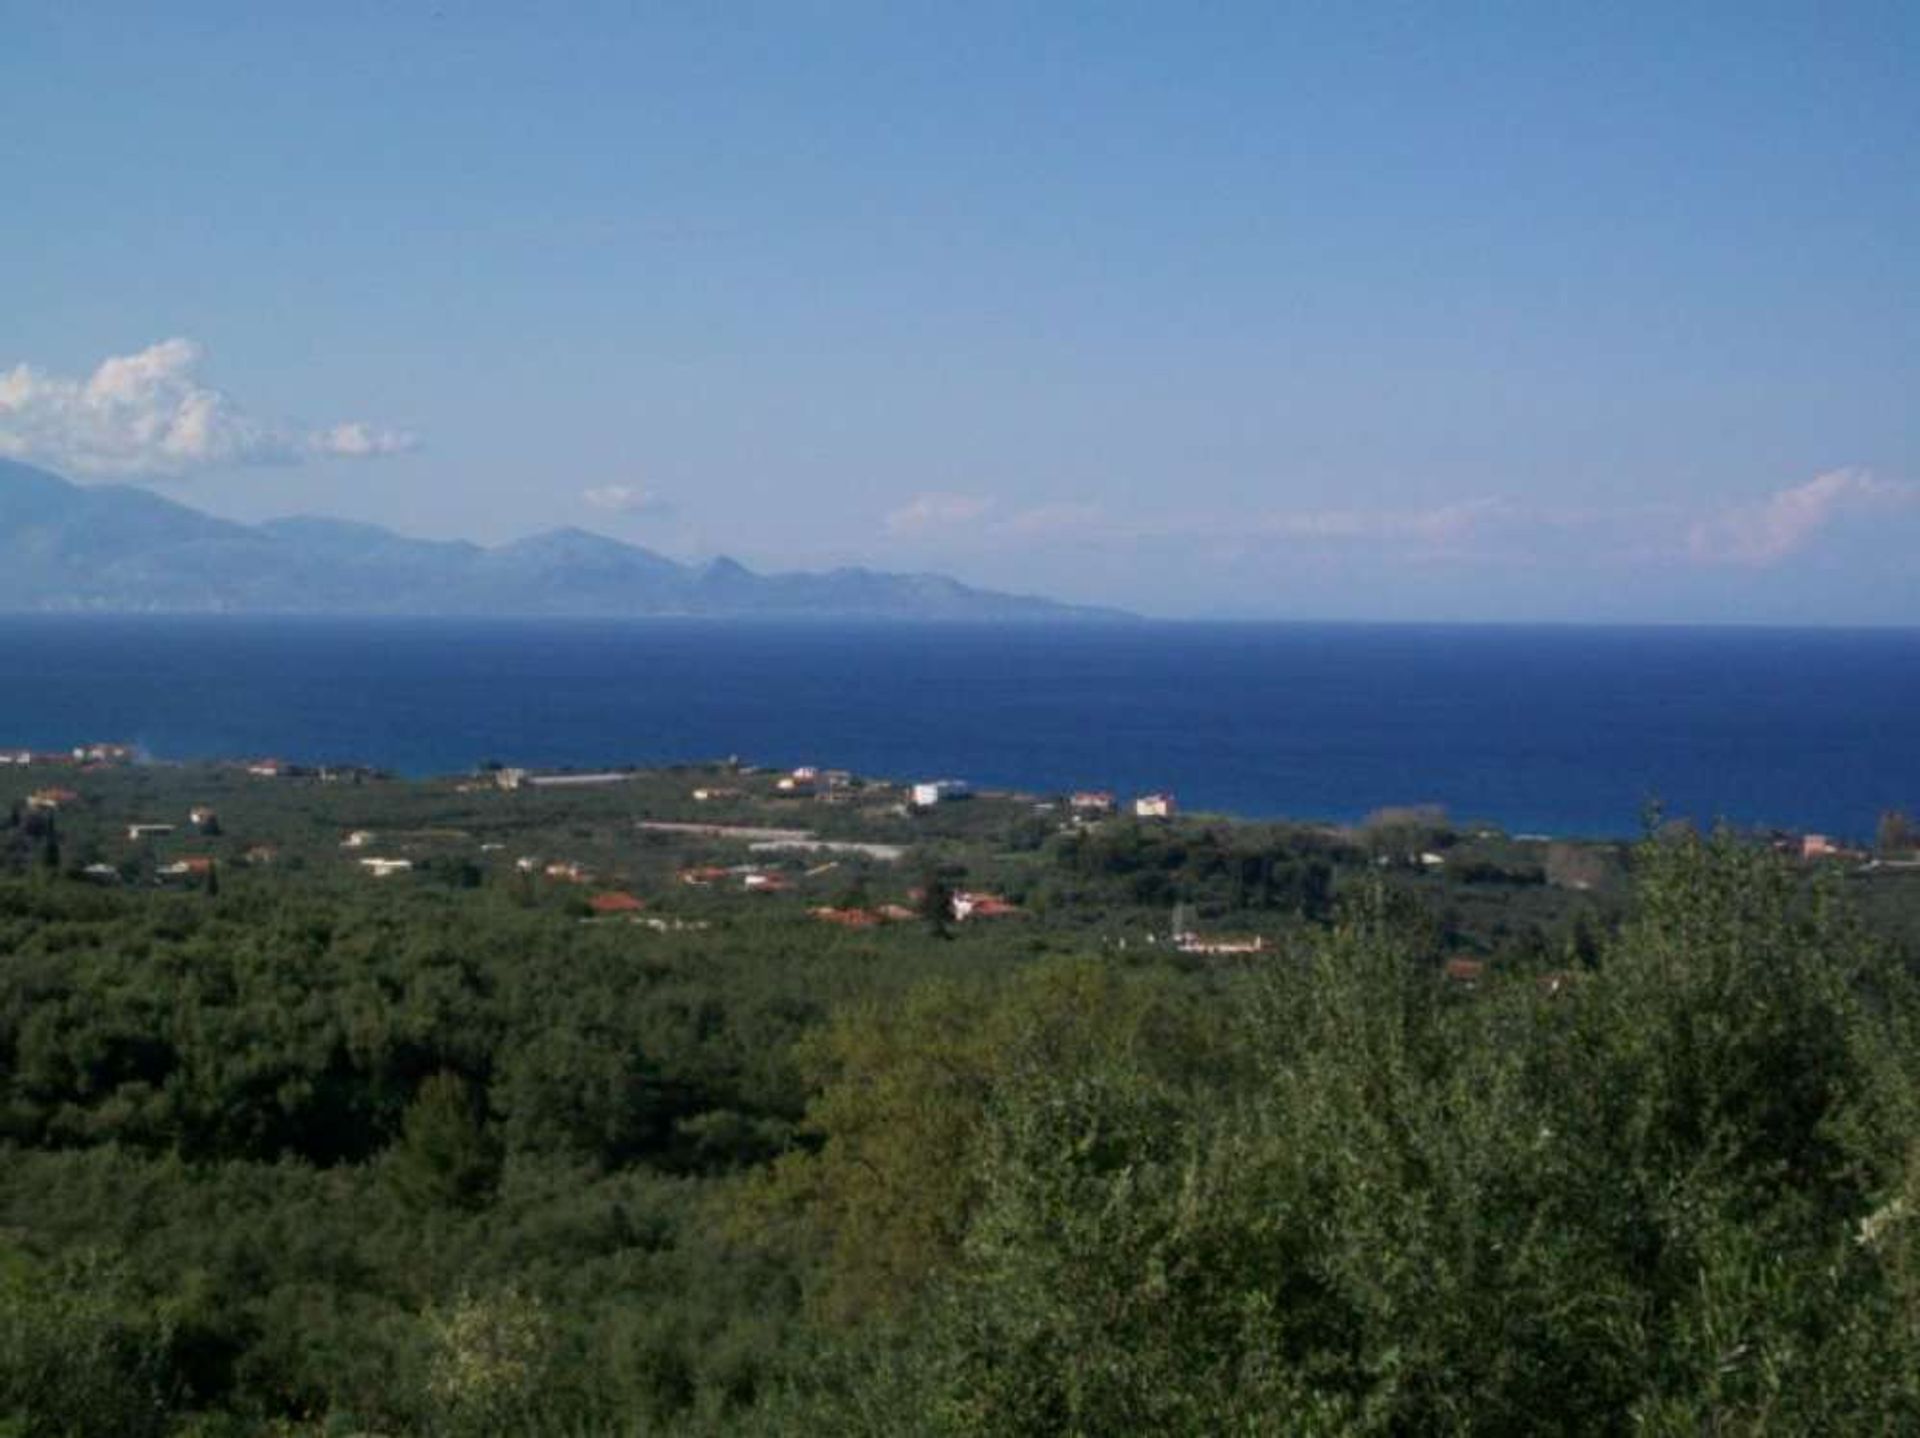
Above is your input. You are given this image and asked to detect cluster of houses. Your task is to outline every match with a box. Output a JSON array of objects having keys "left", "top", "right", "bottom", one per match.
[
  {"left": 1069, "top": 790, "right": 1177, "bottom": 821},
  {"left": 807, "top": 889, "right": 1021, "bottom": 929},
  {"left": 240, "top": 759, "right": 384, "bottom": 783},
  {"left": 907, "top": 780, "right": 1178, "bottom": 822},
  {"left": 0, "top": 742, "right": 135, "bottom": 769},
  {"left": 776, "top": 765, "right": 858, "bottom": 797}
]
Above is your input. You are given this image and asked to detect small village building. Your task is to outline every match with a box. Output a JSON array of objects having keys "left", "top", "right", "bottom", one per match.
[
  {"left": 188, "top": 806, "right": 219, "bottom": 830},
  {"left": 810, "top": 906, "right": 882, "bottom": 929},
  {"left": 80, "top": 863, "right": 121, "bottom": 885},
  {"left": 911, "top": 779, "right": 970, "bottom": 808},
  {"left": 528, "top": 771, "right": 632, "bottom": 789},
  {"left": 318, "top": 764, "right": 383, "bottom": 784},
  {"left": 341, "top": 830, "right": 377, "bottom": 849},
  {"left": 127, "top": 823, "right": 176, "bottom": 841},
  {"left": 1176, "top": 933, "right": 1269, "bottom": 956},
  {"left": 1802, "top": 834, "right": 1840, "bottom": 860},
  {"left": 1134, "top": 793, "right": 1177, "bottom": 820},
  {"left": 246, "top": 760, "right": 285, "bottom": 778},
  {"left": 589, "top": 891, "right": 647, "bottom": 915},
  {"left": 359, "top": 858, "right": 413, "bottom": 878},
  {"left": 1070, "top": 791, "right": 1116, "bottom": 815},
  {"left": 951, "top": 891, "right": 1020, "bottom": 921},
  {"left": 159, "top": 857, "right": 216, "bottom": 878},
  {"left": 1443, "top": 958, "right": 1486, "bottom": 987},
  {"left": 678, "top": 865, "right": 731, "bottom": 887},
  {"left": 742, "top": 871, "right": 790, "bottom": 893},
  {"left": 691, "top": 787, "right": 742, "bottom": 802},
  {"left": 544, "top": 861, "right": 592, "bottom": 883},
  {"left": 26, "top": 787, "right": 79, "bottom": 811}
]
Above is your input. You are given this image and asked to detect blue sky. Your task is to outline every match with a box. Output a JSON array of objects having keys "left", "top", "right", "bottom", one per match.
[{"left": 3, "top": 2, "right": 1916, "bottom": 621}]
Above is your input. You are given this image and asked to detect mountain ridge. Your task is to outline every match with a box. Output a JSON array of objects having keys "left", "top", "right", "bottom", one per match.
[{"left": 0, "top": 460, "right": 1123, "bottom": 621}]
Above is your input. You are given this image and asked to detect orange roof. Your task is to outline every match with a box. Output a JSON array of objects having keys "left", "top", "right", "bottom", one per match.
[
  {"left": 589, "top": 891, "right": 647, "bottom": 914},
  {"left": 1443, "top": 958, "right": 1486, "bottom": 983},
  {"left": 811, "top": 906, "right": 882, "bottom": 928}
]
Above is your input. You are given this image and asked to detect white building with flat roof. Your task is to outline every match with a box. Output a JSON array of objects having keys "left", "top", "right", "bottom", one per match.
[{"left": 911, "top": 779, "right": 970, "bottom": 808}]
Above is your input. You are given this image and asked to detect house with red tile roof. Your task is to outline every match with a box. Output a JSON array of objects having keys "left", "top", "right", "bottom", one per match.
[{"left": 589, "top": 891, "right": 647, "bottom": 915}]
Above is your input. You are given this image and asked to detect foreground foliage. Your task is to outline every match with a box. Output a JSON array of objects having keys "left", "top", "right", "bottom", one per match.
[{"left": 3, "top": 825, "right": 1919, "bottom": 1433}]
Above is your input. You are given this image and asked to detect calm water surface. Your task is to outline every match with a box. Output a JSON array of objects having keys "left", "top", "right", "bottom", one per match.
[{"left": 0, "top": 617, "right": 1913, "bottom": 837}]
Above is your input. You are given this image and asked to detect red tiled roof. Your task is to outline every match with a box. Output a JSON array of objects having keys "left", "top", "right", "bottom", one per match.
[
  {"left": 810, "top": 906, "right": 882, "bottom": 928},
  {"left": 589, "top": 891, "right": 647, "bottom": 914}
]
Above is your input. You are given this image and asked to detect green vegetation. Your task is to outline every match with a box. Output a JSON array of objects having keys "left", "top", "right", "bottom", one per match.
[{"left": 1, "top": 758, "right": 1918, "bottom": 1432}]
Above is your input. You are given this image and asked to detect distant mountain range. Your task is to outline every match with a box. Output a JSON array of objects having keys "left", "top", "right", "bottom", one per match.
[{"left": 0, "top": 460, "right": 1119, "bottom": 621}]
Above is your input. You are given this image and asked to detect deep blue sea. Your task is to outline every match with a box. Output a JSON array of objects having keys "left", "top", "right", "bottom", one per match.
[{"left": 0, "top": 617, "right": 1914, "bottom": 838}]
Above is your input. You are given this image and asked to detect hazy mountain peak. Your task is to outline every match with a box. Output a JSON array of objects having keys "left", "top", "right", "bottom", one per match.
[{"left": 0, "top": 463, "right": 1119, "bottom": 620}]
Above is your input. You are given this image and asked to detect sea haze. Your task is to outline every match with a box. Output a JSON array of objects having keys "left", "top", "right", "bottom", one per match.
[{"left": 1, "top": 616, "right": 1913, "bottom": 838}]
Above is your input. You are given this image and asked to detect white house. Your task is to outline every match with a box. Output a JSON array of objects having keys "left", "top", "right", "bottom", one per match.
[
  {"left": 358, "top": 857, "right": 413, "bottom": 878},
  {"left": 1134, "top": 793, "right": 1177, "bottom": 820},
  {"left": 911, "top": 779, "right": 970, "bottom": 808}
]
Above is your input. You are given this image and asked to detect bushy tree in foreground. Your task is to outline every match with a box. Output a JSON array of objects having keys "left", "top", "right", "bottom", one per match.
[{"left": 763, "top": 834, "right": 1920, "bottom": 1435}]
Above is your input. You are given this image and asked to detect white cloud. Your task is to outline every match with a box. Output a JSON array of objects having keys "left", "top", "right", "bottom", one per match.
[
  {"left": 1001, "top": 502, "right": 1113, "bottom": 539},
  {"left": 1687, "top": 469, "right": 1910, "bottom": 566},
  {"left": 879, "top": 473, "right": 1910, "bottom": 574},
  {"left": 0, "top": 339, "right": 416, "bottom": 478},
  {"left": 314, "top": 420, "right": 415, "bottom": 460},
  {"left": 582, "top": 483, "right": 672, "bottom": 515},
  {"left": 1242, "top": 499, "right": 1501, "bottom": 548},
  {"left": 884, "top": 491, "right": 995, "bottom": 536},
  {"left": 883, "top": 491, "right": 1507, "bottom": 557}
]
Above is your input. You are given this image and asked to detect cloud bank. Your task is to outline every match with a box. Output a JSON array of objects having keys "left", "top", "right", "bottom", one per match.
[
  {"left": 0, "top": 339, "right": 416, "bottom": 478},
  {"left": 883, "top": 490, "right": 1502, "bottom": 555},
  {"left": 582, "top": 483, "right": 673, "bottom": 516},
  {"left": 884, "top": 491, "right": 995, "bottom": 536},
  {"left": 1686, "top": 469, "right": 1910, "bottom": 566},
  {"left": 884, "top": 472, "right": 1911, "bottom": 571}
]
